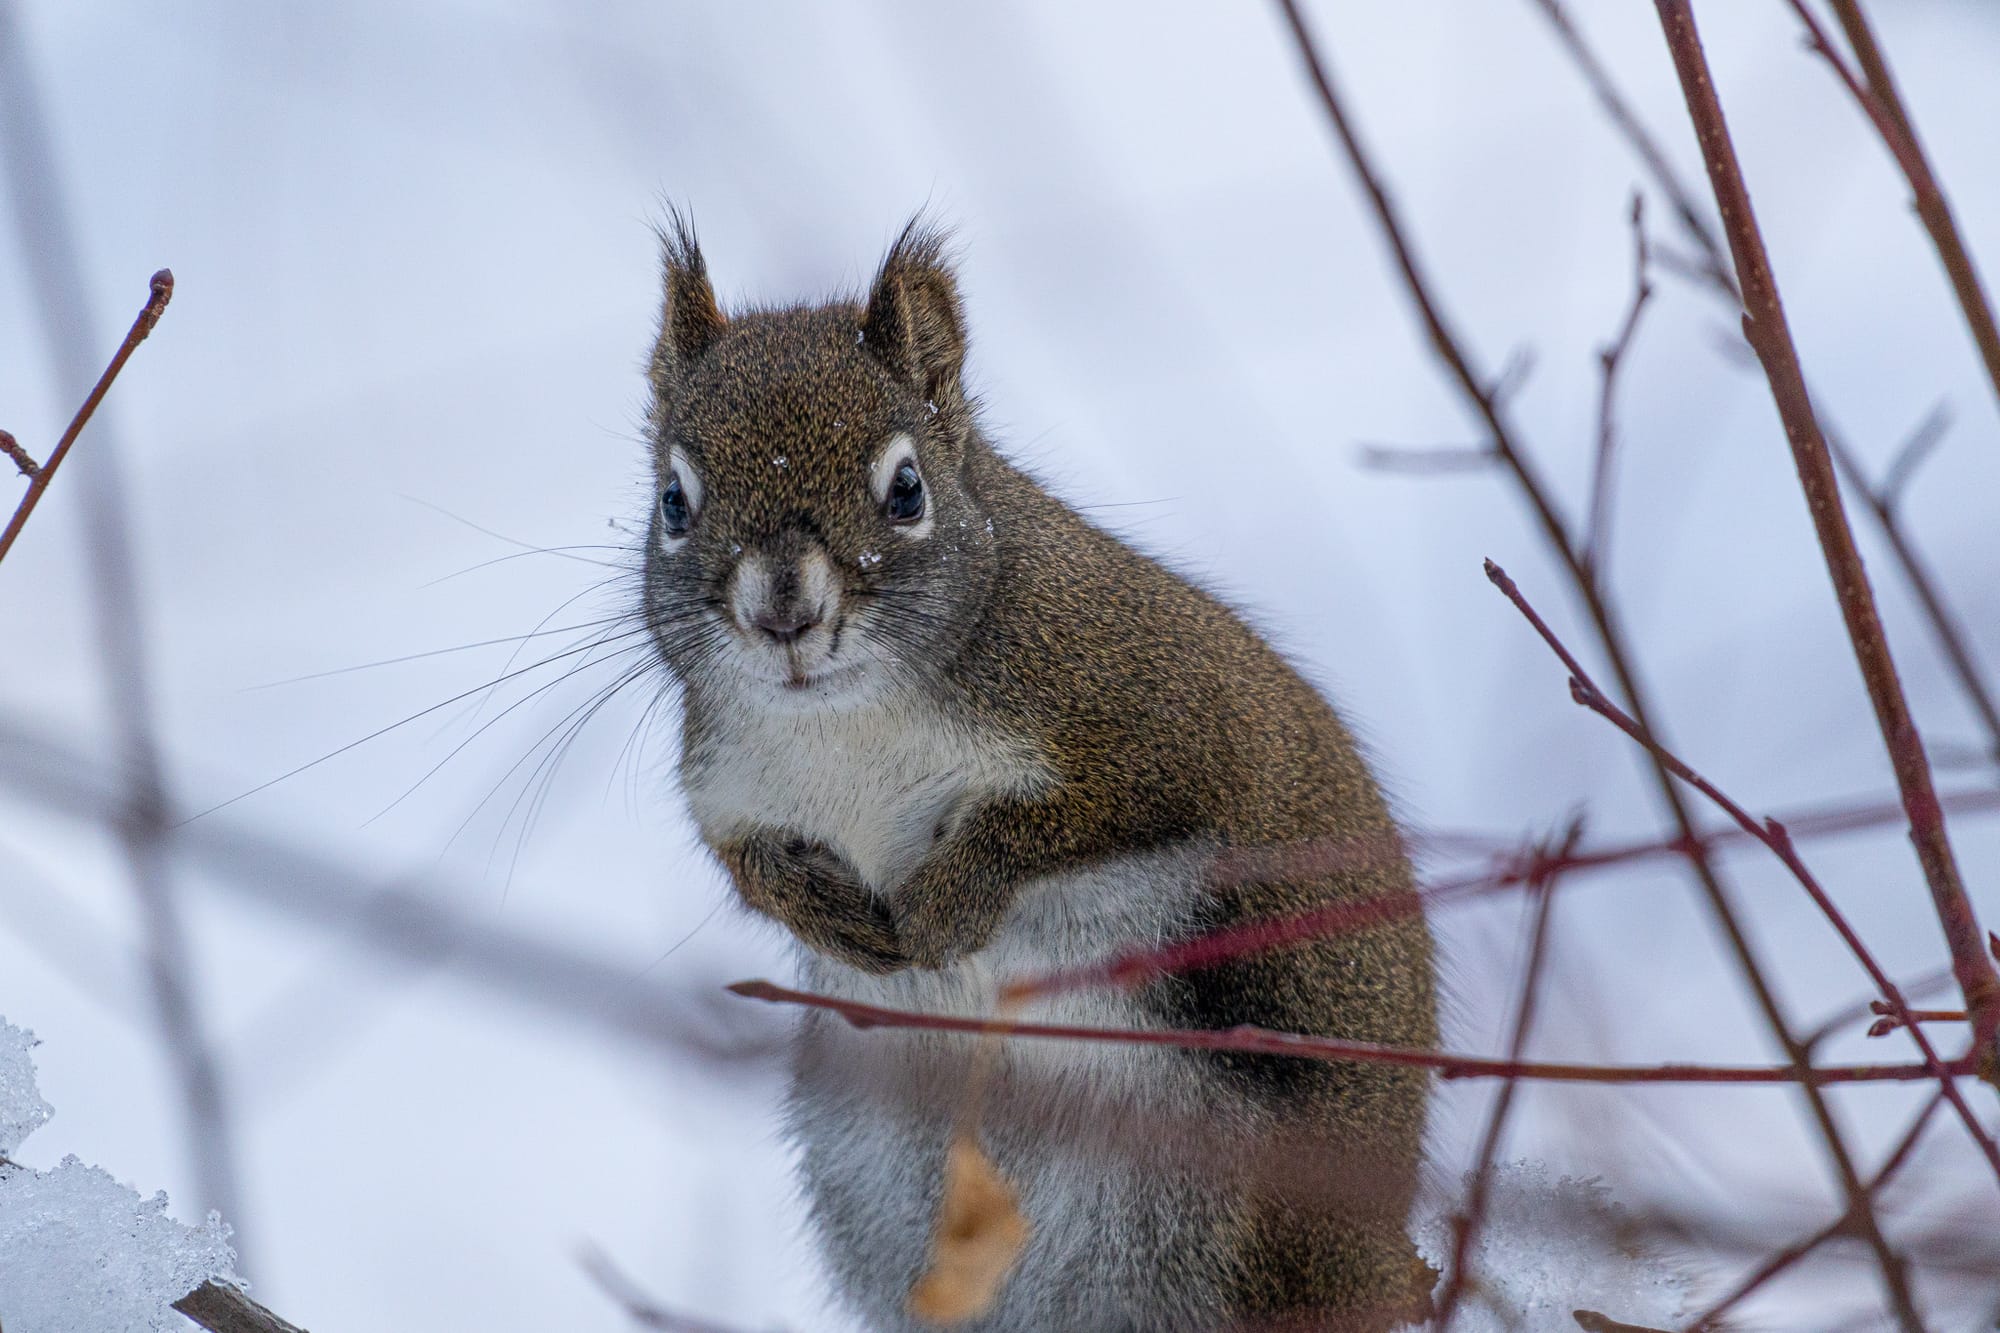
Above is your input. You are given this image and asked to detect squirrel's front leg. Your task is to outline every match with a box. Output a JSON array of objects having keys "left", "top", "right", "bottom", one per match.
[
  {"left": 717, "top": 831, "right": 912, "bottom": 975},
  {"left": 893, "top": 796, "right": 1076, "bottom": 969}
]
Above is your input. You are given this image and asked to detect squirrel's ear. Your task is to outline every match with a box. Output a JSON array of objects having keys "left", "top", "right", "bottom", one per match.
[
  {"left": 861, "top": 220, "right": 967, "bottom": 406},
  {"left": 651, "top": 209, "right": 725, "bottom": 389}
]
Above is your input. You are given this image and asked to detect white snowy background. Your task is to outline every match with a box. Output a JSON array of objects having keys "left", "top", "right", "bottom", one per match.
[{"left": 1, "top": 1, "right": 1998, "bottom": 1328}]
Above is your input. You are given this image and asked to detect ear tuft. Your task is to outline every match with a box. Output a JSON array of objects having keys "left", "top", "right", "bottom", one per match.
[
  {"left": 861, "top": 218, "right": 968, "bottom": 406},
  {"left": 651, "top": 206, "right": 726, "bottom": 390}
]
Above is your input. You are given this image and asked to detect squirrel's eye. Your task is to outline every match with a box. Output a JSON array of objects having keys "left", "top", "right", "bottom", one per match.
[
  {"left": 660, "top": 473, "right": 692, "bottom": 539},
  {"left": 885, "top": 460, "right": 925, "bottom": 524}
]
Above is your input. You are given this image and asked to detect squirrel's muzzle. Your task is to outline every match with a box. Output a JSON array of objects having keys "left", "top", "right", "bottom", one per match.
[{"left": 727, "top": 538, "right": 841, "bottom": 655}]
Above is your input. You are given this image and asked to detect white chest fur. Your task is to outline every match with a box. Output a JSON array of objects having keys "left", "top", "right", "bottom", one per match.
[
  {"left": 679, "top": 685, "right": 1047, "bottom": 892},
  {"left": 788, "top": 848, "right": 1235, "bottom": 1333}
]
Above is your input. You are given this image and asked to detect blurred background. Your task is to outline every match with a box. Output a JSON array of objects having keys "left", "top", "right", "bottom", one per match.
[{"left": 2, "top": 1, "right": 1998, "bottom": 1327}]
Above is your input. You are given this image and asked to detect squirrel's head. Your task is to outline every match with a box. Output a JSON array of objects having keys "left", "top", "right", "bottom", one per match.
[{"left": 641, "top": 215, "right": 1000, "bottom": 705}]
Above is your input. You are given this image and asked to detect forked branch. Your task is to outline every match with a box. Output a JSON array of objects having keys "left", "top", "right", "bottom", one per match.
[{"left": 1651, "top": 0, "right": 2000, "bottom": 1072}]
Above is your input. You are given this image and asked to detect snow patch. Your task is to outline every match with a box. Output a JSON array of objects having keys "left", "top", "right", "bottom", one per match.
[
  {"left": 0, "top": 1021, "right": 52, "bottom": 1156},
  {"left": 0, "top": 1018, "right": 239, "bottom": 1333},
  {"left": 1405, "top": 1160, "right": 1691, "bottom": 1331}
]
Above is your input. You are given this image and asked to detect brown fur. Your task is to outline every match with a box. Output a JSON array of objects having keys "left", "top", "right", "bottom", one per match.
[{"left": 642, "top": 214, "right": 1439, "bottom": 1329}]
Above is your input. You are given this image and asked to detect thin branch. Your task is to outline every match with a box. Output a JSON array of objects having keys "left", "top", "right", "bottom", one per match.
[
  {"left": 1269, "top": 4, "right": 1915, "bottom": 1317},
  {"left": 0, "top": 719, "right": 790, "bottom": 1071},
  {"left": 999, "top": 785, "right": 2000, "bottom": 1009},
  {"left": 0, "top": 10, "right": 248, "bottom": 1252},
  {"left": 0, "top": 269, "right": 172, "bottom": 565},
  {"left": 1486, "top": 556, "right": 2000, "bottom": 1184},
  {"left": 1806, "top": 967, "right": 1955, "bottom": 1051},
  {"left": 579, "top": 1246, "right": 779, "bottom": 1333},
  {"left": 1868, "top": 1002, "right": 1969, "bottom": 1039},
  {"left": 1427, "top": 786, "right": 2000, "bottom": 870},
  {"left": 1582, "top": 193, "right": 1654, "bottom": 575},
  {"left": 728, "top": 980, "right": 1966, "bottom": 1087},
  {"left": 1355, "top": 443, "right": 1498, "bottom": 474},
  {"left": 1653, "top": 0, "right": 2000, "bottom": 1077},
  {"left": 1821, "top": 413, "right": 2000, "bottom": 771},
  {"left": 173, "top": 1280, "right": 310, "bottom": 1333},
  {"left": 1876, "top": 401, "right": 1952, "bottom": 511},
  {"left": 1803, "top": 0, "right": 2000, "bottom": 429},
  {"left": 1534, "top": 0, "right": 2000, "bottom": 806},
  {"left": 1435, "top": 821, "right": 1576, "bottom": 1327},
  {"left": 1526, "top": 0, "right": 1738, "bottom": 299}
]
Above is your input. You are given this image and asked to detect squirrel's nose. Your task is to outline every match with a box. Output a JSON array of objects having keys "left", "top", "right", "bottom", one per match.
[{"left": 749, "top": 607, "right": 820, "bottom": 645}]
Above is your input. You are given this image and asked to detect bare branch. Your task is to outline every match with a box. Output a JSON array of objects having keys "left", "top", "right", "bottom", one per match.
[
  {"left": 1435, "top": 820, "right": 1578, "bottom": 1326},
  {"left": 1486, "top": 556, "right": 2000, "bottom": 1183},
  {"left": 0, "top": 269, "right": 172, "bottom": 566},
  {"left": 1653, "top": 0, "right": 2000, "bottom": 1082},
  {"left": 1535, "top": 0, "right": 2000, "bottom": 792},
  {"left": 1269, "top": 2, "right": 1914, "bottom": 1313},
  {"left": 173, "top": 1281, "right": 310, "bottom": 1333},
  {"left": 1877, "top": 401, "right": 1952, "bottom": 512},
  {"left": 1582, "top": 194, "right": 1654, "bottom": 576},
  {"left": 729, "top": 979, "right": 1967, "bottom": 1088}
]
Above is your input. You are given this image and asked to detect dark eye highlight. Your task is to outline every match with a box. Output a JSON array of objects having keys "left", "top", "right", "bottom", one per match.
[
  {"left": 660, "top": 472, "right": 692, "bottom": 538},
  {"left": 885, "top": 460, "right": 925, "bottom": 524}
]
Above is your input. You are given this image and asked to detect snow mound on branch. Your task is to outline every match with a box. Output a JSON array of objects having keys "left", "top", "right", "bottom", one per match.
[
  {"left": 1406, "top": 1160, "right": 1690, "bottom": 1332},
  {"left": 0, "top": 1018, "right": 239, "bottom": 1333}
]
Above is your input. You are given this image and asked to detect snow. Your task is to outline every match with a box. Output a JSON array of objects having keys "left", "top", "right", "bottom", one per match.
[
  {"left": 1408, "top": 1160, "right": 1691, "bottom": 1332},
  {"left": 0, "top": 1018, "right": 239, "bottom": 1333},
  {"left": 0, "top": 1020, "right": 52, "bottom": 1157}
]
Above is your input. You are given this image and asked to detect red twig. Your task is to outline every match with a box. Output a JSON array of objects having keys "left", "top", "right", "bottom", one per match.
[
  {"left": 1795, "top": 0, "right": 2000, "bottom": 432},
  {"left": 0, "top": 269, "right": 172, "bottom": 565},
  {"left": 1653, "top": 0, "right": 2000, "bottom": 1080},
  {"left": 1532, "top": 0, "right": 2000, "bottom": 785},
  {"left": 1868, "top": 1003, "right": 1969, "bottom": 1039},
  {"left": 1582, "top": 194, "right": 1653, "bottom": 576},
  {"left": 1269, "top": 7, "right": 1920, "bottom": 1308},
  {"left": 1807, "top": 967, "right": 1955, "bottom": 1050},
  {"left": 1434, "top": 821, "right": 1577, "bottom": 1327},
  {"left": 1003, "top": 836, "right": 1559, "bottom": 1005},
  {"left": 1002, "top": 784, "right": 2000, "bottom": 1007},
  {"left": 728, "top": 980, "right": 1966, "bottom": 1087},
  {"left": 1487, "top": 556, "right": 2000, "bottom": 1184},
  {"left": 1429, "top": 786, "right": 2000, "bottom": 870}
]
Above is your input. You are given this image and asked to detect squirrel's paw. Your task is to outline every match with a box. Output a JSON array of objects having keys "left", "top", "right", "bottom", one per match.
[
  {"left": 722, "top": 834, "right": 912, "bottom": 975},
  {"left": 891, "top": 861, "right": 1012, "bottom": 971}
]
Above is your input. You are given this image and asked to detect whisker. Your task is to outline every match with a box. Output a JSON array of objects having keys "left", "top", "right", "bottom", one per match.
[
  {"left": 240, "top": 613, "right": 637, "bottom": 691},
  {"left": 394, "top": 492, "right": 631, "bottom": 569},
  {"left": 420, "top": 545, "right": 633, "bottom": 588},
  {"left": 363, "top": 631, "right": 657, "bottom": 826},
  {"left": 180, "top": 619, "right": 658, "bottom": 825}
]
